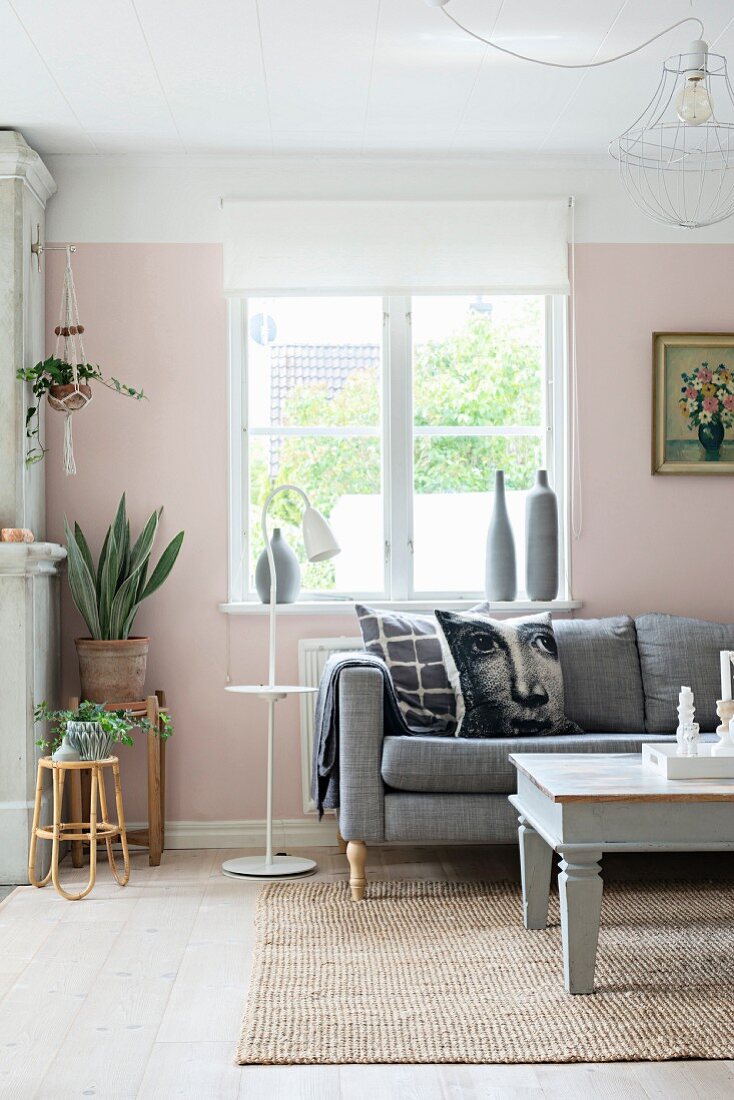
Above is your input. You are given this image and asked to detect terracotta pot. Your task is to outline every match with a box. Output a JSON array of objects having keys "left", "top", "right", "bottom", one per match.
[
  {"left": 48, "top": 383, "right": 92, "bottom": 412},
  {"left": 75, "top": 637, "right": 150, "bottom": 703}
]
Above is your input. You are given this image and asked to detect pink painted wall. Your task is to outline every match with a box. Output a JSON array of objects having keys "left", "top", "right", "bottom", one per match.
[
  {"left": 44, "top": 241, "right": 734, "bottom": 824},
  {"left": 44, "top": 245, "right": 348, "bottom": 824},
  {"left": 572, "top": 244, "right": 734, "bottom": 621}
]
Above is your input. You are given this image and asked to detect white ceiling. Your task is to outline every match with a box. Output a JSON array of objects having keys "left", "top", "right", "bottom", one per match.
[{"left": 4, "top": 0, "right": 734, "bottom": 158}]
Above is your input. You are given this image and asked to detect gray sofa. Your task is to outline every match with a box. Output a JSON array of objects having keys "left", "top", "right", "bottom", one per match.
[{"left": 335, "top": 613, "right": 734, "bottom": 899}]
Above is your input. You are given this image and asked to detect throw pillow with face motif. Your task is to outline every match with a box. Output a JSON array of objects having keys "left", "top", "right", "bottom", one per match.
[{"left": 434, "top": 611, "right": 581, "bottom": 738}]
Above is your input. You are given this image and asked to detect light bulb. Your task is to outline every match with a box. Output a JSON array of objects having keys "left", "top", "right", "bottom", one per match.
[{"left": 675, "top": 77, "right": 713, "bottom": 126}]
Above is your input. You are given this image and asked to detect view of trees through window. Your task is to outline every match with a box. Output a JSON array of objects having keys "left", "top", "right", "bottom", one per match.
[{"left": 246, "top": 295, "right": 546, "bottom": 595}]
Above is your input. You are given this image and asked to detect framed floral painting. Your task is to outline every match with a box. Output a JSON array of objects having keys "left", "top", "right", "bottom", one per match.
[{"left": 653, "top": 333, "right": 734, "bottom": 475}]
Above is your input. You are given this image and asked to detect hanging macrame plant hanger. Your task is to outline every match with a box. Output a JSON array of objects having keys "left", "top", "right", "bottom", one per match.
[{"left": 49, "top": 246, "right": 90, "bottom": 476}]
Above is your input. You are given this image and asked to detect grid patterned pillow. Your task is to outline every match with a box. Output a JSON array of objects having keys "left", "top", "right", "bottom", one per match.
[{"left": 355, "top": 604, "right": 457, "bottom": 731}]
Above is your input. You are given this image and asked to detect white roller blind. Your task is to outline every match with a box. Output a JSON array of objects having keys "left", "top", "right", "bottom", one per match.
[{"left": 223, "top": 199, "right": 569, "bottom": 296}]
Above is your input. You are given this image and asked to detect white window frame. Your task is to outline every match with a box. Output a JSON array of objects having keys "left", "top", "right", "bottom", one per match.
[{"left": 227, "top": 294, "right": 570, "bottom": 607}]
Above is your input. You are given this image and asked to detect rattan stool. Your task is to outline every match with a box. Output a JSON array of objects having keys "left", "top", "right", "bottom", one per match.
[{"left": 29, "top": 756, "right": 130, "bottom": 901}]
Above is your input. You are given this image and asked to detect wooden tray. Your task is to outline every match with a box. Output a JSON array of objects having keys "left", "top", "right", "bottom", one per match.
[{"left": 642, "top": 742, "right": 734, "bottom": 780}]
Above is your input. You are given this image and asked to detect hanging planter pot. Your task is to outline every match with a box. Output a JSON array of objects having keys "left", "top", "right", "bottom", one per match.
[
  {"left": 47, "top": 383, "right": 92, "bottom": 412},
  {"left": 15, "top": 247, "right": 146, "bottom": 475}
]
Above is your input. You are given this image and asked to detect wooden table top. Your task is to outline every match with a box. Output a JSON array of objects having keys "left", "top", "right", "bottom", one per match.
[{"left": 510, "top": 752, "right": 734, "bottom": 803}]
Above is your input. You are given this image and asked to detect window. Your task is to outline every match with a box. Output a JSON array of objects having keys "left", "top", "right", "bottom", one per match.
[{"left": 229, "top": 293, "right": 567, "bottom": 603}]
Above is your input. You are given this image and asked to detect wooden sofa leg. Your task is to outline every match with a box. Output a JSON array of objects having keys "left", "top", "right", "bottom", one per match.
[
  {"left": 336, "top": 827, "right": 347, "bottom": 855},
  {"left": 347, "top": 841, "right": 367, "bottom": 901}
]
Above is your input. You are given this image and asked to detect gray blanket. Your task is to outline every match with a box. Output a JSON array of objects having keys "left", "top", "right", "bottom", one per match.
[{"left": 310, "top": 651, "right": 452, "bottom": 817}]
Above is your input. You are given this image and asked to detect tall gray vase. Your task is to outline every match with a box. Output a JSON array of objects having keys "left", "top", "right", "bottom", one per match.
[
  {"left": 255, "top": 528, "right": 301, "bottom": 604},
  {"left": 525, "top": 469, "right": 559, "bottom": 601},
  {"left": 485, "top": 470, "right": 517, "bottom": 601}
]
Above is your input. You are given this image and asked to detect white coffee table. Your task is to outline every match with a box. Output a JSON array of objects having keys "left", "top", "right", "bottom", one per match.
[{"left": 509, "top": 752, "right": 734, "bottom": 994}]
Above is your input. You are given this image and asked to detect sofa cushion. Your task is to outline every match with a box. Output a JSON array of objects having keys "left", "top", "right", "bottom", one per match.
[
  {"left": 553, "top": 616, "right": 645, "bottom": 732},
  {"left": 355, "top": 604, "right": 457, "bottom": 731},
  {"left": 636, "top": 613, "right": 734, "bottom": 733},
  {"left": 381, "top": 731, "right": 683, "bottom": 795},
  {"left": 435, "top": 610, "right": 580, "bottom": 738}
]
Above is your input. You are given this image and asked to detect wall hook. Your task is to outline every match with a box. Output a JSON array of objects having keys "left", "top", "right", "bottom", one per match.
[{"left": 31, "top": 224, "right": 77, "bottom": 273}]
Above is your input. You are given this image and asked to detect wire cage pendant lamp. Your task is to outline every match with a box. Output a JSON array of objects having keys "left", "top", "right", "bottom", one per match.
[
  {"left": 425, "top": 1, "right": 734, "bottom": 230},
  {"left": 610, "top": 40, "right": 734, "bottom": 229}
]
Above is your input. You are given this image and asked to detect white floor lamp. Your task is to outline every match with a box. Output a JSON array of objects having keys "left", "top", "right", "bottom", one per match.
[{"left": 222, "top": 484, "right": 340, "bottom": 880}]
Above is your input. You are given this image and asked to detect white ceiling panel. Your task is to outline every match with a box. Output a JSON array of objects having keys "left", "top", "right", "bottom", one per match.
[
  {"left": 9, "top": 0, "right": 179, "bottom": 142},
  {"left": 364, "top": 0, "right": 500, "bottom": 132},
  {"left": 0, "top": 2, "right": 96, "bottom": 152},
  {"left": 4, "top": 0, "right": 734, "bottom": 158},
  {"left": 256, "top": 0, "right": 380, "bottom": 132},
  {"left": 132, "top": 0, "right": 271, "bottom": 150}
]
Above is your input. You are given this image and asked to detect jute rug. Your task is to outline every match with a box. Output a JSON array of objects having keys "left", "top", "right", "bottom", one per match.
[{"left": 236, "top": 878, "right": 734, "bottom": 1065}]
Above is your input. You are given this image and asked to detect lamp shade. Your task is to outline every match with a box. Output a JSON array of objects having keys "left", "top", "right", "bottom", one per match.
[{"left": 302, "top": 506, "right": 340, "bottom": 563}]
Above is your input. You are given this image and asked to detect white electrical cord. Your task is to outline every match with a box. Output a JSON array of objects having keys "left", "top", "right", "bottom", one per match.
[{"left": 439, "top": 9, "right": 705, "bottom": 69}]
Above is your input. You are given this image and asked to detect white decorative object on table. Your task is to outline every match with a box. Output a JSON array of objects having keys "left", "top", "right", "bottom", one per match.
[
  {"left": 222, "top": 483, "right": 340, "bottom": 881},
  {"left": 642, "top": 741, "right": 734, "bottom": 779},
  {"left": 676, "top": 686, "right": 695, "bottom": 756},
  {"left": 720, "top": 650, "right": 733, "bottom": 702},
  {"left": 682, "top": 721, "right": 700, "bottom": 757},
  {"left": 714, "top": 698, "right": 734, "bottom": 755}
]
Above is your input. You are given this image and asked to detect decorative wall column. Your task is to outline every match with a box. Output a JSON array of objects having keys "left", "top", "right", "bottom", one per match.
[{"left": 0, "top": 131, "right": 63, "bottom": 884}]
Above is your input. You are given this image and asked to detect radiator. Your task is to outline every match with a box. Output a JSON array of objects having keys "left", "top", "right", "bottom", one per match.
[{"left": 298, "top": 635, "right": 363, "bottom": 813}]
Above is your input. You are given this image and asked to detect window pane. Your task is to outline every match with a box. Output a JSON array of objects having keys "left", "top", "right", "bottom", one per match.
[
  {"left": 412, "top": 295, "right": 544, "bottom": 428},
  {"left": 249, "top": 436, "right": 383, "bottom": 594},
  {"left": 412, "top": 437, "right": 541, "bottom": 593},
  {"left": 411, "top": 295, "right": 546, "bottom": 594},
  {"left": 247, "top": 297, "right": 382, "bottom": 429}
]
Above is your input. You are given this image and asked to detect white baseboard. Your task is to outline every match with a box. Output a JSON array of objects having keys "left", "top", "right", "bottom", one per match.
[{"left": 127, "top": 816, "right": 338, "bottom": 850}]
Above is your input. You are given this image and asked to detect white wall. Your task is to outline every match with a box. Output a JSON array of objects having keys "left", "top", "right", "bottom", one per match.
[{"left": 45, "top": 153, "right": 734, "bottom": 245}]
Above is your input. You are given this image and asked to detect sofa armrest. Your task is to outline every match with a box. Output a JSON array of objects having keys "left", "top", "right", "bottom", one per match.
[{"left": 337, "top": 665, "right": 386, "bottom": 844}]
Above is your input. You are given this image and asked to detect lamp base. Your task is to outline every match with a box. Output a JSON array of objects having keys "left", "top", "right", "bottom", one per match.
[{"left": 221, "top": 855, "right": 317, "bottom": 880}]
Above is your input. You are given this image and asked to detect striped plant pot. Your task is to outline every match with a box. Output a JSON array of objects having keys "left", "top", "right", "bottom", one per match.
[{"left": 66, "top": 721, "right": 114, "bottom": 761}]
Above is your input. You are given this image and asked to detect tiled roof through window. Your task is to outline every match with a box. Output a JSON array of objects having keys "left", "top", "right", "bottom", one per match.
[
  {"left": 269, "top": 344, "right": 380, "bottom": 427},
  {"left": 268, "top": 344, "right": 380, "bottom": 476}
]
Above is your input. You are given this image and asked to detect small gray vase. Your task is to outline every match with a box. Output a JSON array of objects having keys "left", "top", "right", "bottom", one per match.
[
  {"left": 255, "top": 528, "right": 301, "bottom": 604},
  {"left": 525, "top": 469, "right": 559, "bottom": 601},
  {"left": 485, "top": 471, "right": 517, "bottom": 601},
  {"left": 52, "top": 733, "right": 80, "bottom": 763}
]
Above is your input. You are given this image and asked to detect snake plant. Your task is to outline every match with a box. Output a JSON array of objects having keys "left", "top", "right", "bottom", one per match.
[{"left": 64, "top": 494, "right": 184, "bottom": 640}]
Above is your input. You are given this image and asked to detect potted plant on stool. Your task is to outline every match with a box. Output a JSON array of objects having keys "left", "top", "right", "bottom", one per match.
[
  {"left": 64, "top": 494, "right": 184, "bottom": 702},
  {"left": 34, "top": 700, "right": 173, "bottom": 760}
]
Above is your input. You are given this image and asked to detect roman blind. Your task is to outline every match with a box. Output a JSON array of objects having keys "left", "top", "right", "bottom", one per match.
[{"left": 222, "top": 198, "right": 570, "bottom": 296}]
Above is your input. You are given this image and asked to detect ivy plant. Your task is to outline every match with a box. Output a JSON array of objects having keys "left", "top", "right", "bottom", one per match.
[
  {"left": 34, "top": 699, "right": 173, "bottom": 754},
  {"left": 16, "top": 357, "right": 146, "bottom": 465}
]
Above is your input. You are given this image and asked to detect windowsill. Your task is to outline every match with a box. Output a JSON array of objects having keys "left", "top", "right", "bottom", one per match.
[{"left": 218, "top": 598, "right": 583, "bottom": 616}]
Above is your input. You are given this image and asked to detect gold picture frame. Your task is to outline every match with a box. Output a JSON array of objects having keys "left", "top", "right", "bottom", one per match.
[{"left": 653, "top": 332, "right": 734, "bottom": 475}]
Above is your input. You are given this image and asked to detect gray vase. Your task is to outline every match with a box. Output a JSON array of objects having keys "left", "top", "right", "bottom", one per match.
[
  {"left": 52, "top": 733, "right": 80, "bottom": 763},
  {"left": 525, "top": 469, "right": 559, "bottom": 601},
  {"left": 255, "top": 528, "right": 301, "bottom": 604},
  {"left": 485, "top": 471, "right": 517, "bottom": 601}
]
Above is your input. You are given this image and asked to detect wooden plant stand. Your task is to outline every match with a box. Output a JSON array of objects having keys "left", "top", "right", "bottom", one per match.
[
  {"left": 29, "top": 756, "right": 130, "bottom": 902},
  {"left": 68, "top": 690, "right": 167, "bottom": 867}
]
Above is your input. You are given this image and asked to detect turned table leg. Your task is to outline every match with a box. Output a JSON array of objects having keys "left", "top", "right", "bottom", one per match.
[
  {"left": 558, "top": 847, "right": 603, "bottom": 995},
  {"left": 518, "top": 815, "right": 553, "bottom": 930},
  {"left": 347, "top": 840, "right": 367, "bottom": 901}
]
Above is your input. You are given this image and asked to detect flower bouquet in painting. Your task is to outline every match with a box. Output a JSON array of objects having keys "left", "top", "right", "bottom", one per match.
[{"left": 679, "top": 361, "right": 734, "bottom": 461}]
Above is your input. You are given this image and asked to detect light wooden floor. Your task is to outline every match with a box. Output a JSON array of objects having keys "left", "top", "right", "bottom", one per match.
[{"left": 2, "top": 844, "right": 734, "bottom": 1099}]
